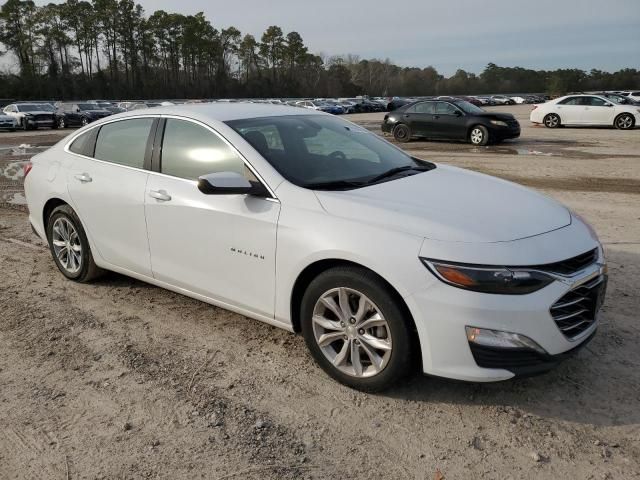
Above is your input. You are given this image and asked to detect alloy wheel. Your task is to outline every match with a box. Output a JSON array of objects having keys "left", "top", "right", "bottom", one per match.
[
  {"left": 470, "top": 128, "right": 484, "bottom": 144},
  {"left": 311, "top": 287, "right": 392, "bottom": 378},
  {"left": 616, "top": 114, "right": 633, "bottom": 130},
  {"left": 544, "top": 114, "right": 559, "bottom": 128},
  {"left": 51, "top": 217, "right": 82, "bottom": 274}
]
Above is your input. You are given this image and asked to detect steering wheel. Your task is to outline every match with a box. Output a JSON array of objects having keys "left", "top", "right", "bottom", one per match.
[{"left": 328, "top": 150, "right": 347, "bottom": 160}]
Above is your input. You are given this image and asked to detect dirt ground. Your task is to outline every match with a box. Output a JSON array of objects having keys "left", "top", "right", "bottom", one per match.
[{"left": 0, "top": 105, "right": 639, "bottom": 479}]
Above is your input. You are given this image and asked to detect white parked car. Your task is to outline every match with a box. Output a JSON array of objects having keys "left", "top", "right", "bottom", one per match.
[
  {"left": 2, "top": 103, "right": 56, "bottom": 130},
  {"left": 24, "top": 104, "right": 607, "bottom": 391},
  {"left": 620, "top": 91, "right": 640, "bottom": 102},
  {"left": 531, "top": 94, "right": 639, "bottom": 129}
]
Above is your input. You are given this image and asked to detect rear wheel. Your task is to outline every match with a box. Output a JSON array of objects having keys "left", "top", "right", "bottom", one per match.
[
  {"left": 544, "top": 113, "right": 561, "bottom": 128},
  {"left": 300, "top": 266, "right": 415, "bottom": 391},
  {"left": 469, "top": 125, "right": 489, "bottom": 145},
  {"left": 46, "top": 204, "right": 104, "bottom": 282},
  {"left": 614, "top": 113, "right": 634, "bottom": 130},
  {"left": 58, "top": 117, "right": 66, "bottom": 129},
  {"left": 81, "top": 117, "right": 89, "bottom": 127},
  {"left": 393, "top": 124, "right": 411, "bottom": 143}
]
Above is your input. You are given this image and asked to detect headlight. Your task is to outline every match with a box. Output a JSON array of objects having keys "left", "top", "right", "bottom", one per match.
[
  {"left": 421, "top": 259, "right": 554, "bottom": 294},
  {"left": 489, "top": 120, "right": 508, "bottom": 127}
]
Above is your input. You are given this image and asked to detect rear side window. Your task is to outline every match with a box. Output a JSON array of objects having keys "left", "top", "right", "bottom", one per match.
[
  {"left": 69, "top": 131, "right": 94, "bottom": 155},
  {"left": 588, "top": 97, "right": 607, "bottom": 106},
  {"left": 558, "top": 97, "right": 579, "bottom": 105},
  {"left": 94, "top": 118, "right": 154, "bottom": 169},
  {"left": 160, "top": 119, "right": 247, "bottom": 180},
  {"left": 407, "top": 102, "right": 435, "bottom": 114}
]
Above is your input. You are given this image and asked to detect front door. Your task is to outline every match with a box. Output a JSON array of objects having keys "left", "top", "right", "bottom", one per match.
[
  {"left": 432, "top": 102, "right": 467, "bottom": 138},
  {"left": 144, "top": 118, "right": 280, "bottom": 318}
]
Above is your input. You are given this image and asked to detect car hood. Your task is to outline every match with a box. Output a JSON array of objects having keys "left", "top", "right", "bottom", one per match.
[{"left": 314, "top": 164, "right": 571, "bottom": 243}]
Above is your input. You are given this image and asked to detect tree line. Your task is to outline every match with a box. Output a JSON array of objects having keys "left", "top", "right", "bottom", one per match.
[{"left": 1, "top": 0, "right": 638, "bottom": 100}]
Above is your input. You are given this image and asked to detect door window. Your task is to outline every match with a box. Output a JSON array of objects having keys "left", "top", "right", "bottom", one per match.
[
  {"left": 94, "top": 118, "right": 154, "bottom": 169},
  {"left": 160, "top": 119, "right": 250, "bottom": 180},
  {"left": 412, "top": 102, "right": 435, "bottom": 114},
  {"left": 586, "top": 97, "right": 607, "bottom": 106},
  {"left": 558, "top": 97, "right": 580, "bottom": 105},
  {"left": 435, "top": 102, "right": 459, "bottom": 115}
]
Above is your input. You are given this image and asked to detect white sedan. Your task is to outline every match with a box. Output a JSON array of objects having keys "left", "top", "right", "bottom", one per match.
[
  {"left": 530, "top": 94, "right": 639, "bottom": 129},
  {"left": 24, "top": 104, "right": 607, "bottom": 391}
]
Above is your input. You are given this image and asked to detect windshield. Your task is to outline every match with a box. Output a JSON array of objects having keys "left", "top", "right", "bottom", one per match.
[
  {"left": 227, "top": 115, "right": 434, "bottom": 189},
  {"left": 17, "top": 104, "right": 47, "bottom": 112},
  {"left": 456, "top": 101, "right": 485, "bottom": 114}
]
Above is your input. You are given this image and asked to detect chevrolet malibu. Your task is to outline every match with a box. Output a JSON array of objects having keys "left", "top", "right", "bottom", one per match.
[{"left": 24, "top": 104, "right": 607, "bottom": 391}]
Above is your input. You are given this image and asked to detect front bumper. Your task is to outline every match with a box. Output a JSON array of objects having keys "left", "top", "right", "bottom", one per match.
[{"left": 406, "top": 242, "right": 606, "bottom": 382}]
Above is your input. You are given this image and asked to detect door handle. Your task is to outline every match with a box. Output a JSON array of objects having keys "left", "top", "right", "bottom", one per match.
[
  {"left": 149, "top": 189, "right": 171, "bottom": 201},
  {"left": 74, "top": 173, "right": 92, "bottom": 183}
]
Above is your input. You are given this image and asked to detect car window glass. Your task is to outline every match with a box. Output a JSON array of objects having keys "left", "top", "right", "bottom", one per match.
[
  {"left": 94, "top": 118, "right": 154, "bottom": 168},
  {"left": 236, "top": 124, "right": 284, "bottom": 151},
  {"left": 161, "top": 119, "right": 251, "bottom": 180},
  {"left": 435, "top": 102, "right": 458, "bottom": 115},
  {"left": 559, "top": 97, "right": 579, "bottom": 105},
  {"left": 414, "top": 102, "right": 435, "bottom": 114},
  {"left": 303, "top": 126, "right": 380, "bottom": 163},
  {"left": 588, "top": 97, "right": 607, "bottom": 106},
  {"left": 69, "top": 131, "right": 93, "bottom": 155}
]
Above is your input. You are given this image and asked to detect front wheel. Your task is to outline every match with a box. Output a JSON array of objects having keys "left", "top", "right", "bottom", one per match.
[
  {"left": 46, "top": 204, "right": 104, "bottom": 282},
  {"left": 81, "top": 117, "right": 89, "bottom": 127},
  {"left": 469, "top": 125, "right": 489, "bottom": 145},
  {"left": 57, "top": 117, "right": 66, "bottom": 129},
  {"left": 393, "top": 123, "right": 411, "bottom": 143},
  {"left": 544, "top": 113, "right": 561, "bottom": 128},
  {"left": 615, "top": 113, "right": 634, "bottom": 130},
  {"left": 300, "top": 266, "right": 415, "bottom": 391}
]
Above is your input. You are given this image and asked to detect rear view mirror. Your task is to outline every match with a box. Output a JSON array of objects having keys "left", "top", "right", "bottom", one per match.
[{"left": 198, "top": 171, "right": 269, "bottom": 197}]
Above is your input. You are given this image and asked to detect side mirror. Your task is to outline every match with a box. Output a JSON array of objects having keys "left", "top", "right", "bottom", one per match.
[
  {"left": 453, "top": 109, "right": 462, "bottom": 116},
  {"left": 198, "top": 171, "right": 268, "bottom": 196},
  {"left": 76, "top": 108, "right": 81, "bottom": 113}
]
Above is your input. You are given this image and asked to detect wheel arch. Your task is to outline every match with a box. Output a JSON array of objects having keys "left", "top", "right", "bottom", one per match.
[
  {"left": 43, "top": 197, "right": 69, "bottom": 230},
  {"left": 289, "top": 259, "right": 421, "bottom": 365}
]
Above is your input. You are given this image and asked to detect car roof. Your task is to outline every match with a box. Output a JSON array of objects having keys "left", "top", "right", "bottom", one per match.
[{"left": 109, "top": 102, "right": 325, "bottom": 122}]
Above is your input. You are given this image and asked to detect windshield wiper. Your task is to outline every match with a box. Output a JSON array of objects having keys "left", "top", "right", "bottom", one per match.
[
  {"left": 303, "top": 179, "right": 366, "bottom": 190},
  {"left": 365, "top": 165, "right": 431, "bottom": 185}
]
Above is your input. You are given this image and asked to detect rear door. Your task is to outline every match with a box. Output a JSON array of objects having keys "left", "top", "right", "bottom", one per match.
[
  {"left": 144, "top": 117, "right": 280, "bottom": 318},
  {"left": 405, "top": 101, "right": 436, "bottom": 136},
  {"left": 66, "top": 117, "right": 156, "bottom": 276},
  {"left": 555, "top": 96, "right": 583, "bottom": 124}
]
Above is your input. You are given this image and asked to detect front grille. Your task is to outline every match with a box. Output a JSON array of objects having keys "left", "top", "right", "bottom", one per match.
[
  {"left": 550, "top": 275, "right": 607, "bottom": 340},
  {"left": 527, "top": 248, "right": 598, "bottom": 276},
  {"left": 470, "top": 344, "right": 546, "bottom": 369},
  {"left": 34, "top": 114, "right": 53, "bottom": 122}
]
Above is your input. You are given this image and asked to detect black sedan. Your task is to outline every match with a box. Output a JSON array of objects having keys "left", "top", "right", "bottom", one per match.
[
  {"left": 381, "top": 99, "right": 520, "bottom": 145},
  {"left": 56, "top": 102, "right": 112, "bottom": 128}
]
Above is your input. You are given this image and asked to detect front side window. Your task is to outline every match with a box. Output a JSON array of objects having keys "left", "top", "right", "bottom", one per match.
[
  {"left": 94, "top": 118, "right": 154, "bottom": 169},
  {"left": 160, "top": 119, "right": 249, "bottom": 180},
  {"left": 435, "top": 102, "right": 460, "bottom": 115},
  {"left": 587, "top": 97, "right": 607, "bottom": 106},
  {"left": 227, "top": 115, "right": 434, "bottom": 188},
  {"left": 456, "top": 101, "right": 484, "bottom": 114}
]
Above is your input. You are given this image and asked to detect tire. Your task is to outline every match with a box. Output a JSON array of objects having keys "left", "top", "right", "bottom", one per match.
[
  {"left": 58, "top": 117, "right": 66, "bottom": 129},
  {"left": 300, "top": 266, "right": 415, "bottom": 392},
  {"left": 543, "top": 113, "right": 561, "bottom": 128},
  {"left": 22, "top": 119, "right": 29, "bottom": 131},
  {"left": 469, "top": 125, "right": 489, "bottom": 145},
  {"left": 393, "top": 123, "right": 411, "bottom": 143},
  {"left": 614, "top": 113, "right": 634, "bottom": 130},
  {"left": 46, "top": 204, "right": 104, "bottom": 283},
  {"left": 81, "top": 117, "right": 89, "bottom": 127}
]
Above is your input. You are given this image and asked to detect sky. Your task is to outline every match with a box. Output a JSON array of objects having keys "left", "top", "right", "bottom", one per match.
[{"left": 6, "top": 0, "right": 640, "bottom": 75}]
